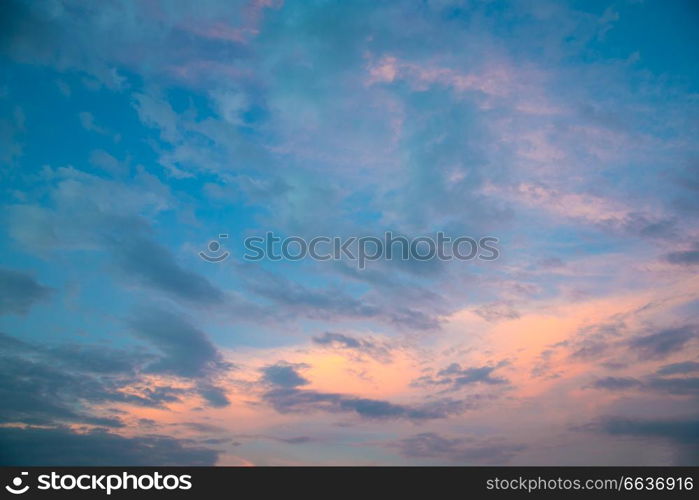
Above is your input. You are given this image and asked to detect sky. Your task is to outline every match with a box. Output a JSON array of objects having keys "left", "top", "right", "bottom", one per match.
[{"left": 0, "top": 0, "right": 698, "bottom": 466}]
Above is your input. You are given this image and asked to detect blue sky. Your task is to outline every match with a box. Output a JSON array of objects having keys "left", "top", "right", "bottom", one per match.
[{"left": 1, "top": 0, "right": 698, "bottom": 465}]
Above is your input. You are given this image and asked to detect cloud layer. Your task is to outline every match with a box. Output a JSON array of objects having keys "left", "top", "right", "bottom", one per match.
[{"left": 1, "top": 0, "right": 698, "bottom": 465}]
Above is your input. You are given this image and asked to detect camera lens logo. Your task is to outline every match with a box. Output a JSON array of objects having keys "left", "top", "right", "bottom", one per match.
[
  {"left": 199, "top": 234, "right": 230, "bottom": 263},
  {"left": 5, "top": 472, "right": 29, "bottom": 495}
]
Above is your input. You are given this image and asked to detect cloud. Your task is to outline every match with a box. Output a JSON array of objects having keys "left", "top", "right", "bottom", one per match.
[
  {"left": 312, "top": 332, "right": 361, "bottom": 349},
  {"left": 645, "top": 377, "right": 699, "bottom": 397},
  {"left": 3, "top": 0, "right": 699, "bottom": 466},
  {"left": 260, "top": 362, "right": 310, "bottom": 388},
  {"left": 0, "top": 104, "right": 25, "bottom": 166},
  {"left": 473, "top": 302, "right": 521, "bottom": 322},
  {"left": 0, "top": 333, "right": 163, "bottom": 427},
  {"left": 78, "top": 111, "right": 109, "bottom": 135},
  {"left": 628, "top": 326, "right": 697, "bottom": 360},
  {"left": 89, "top": 149, "right": 128, "bottom": 177},
  {"left": 598, "top": 417, "right": 699, "bottom": 442},
  {"left": 413, "top": 362, "right": 509, "bottom": 390},
  {"left": 5, "top": 167, "right": 228, "bottom": 308},
  {"left": 260, "top": 361, "right": 476, "bottom": 421},
  {"left": 196, "top": 383, "right": 231, "bottom": 408},
  {"left": 388, "top": 433, "right": 525, "bottom": 465},
  {"left": 588, "top": 373, "right": 699, "bottom": 397},
  {"left": 569, "top": 319, "right": 626, "bottom": 360},
  {"left": 589, "top": 417, "right": 699, "bottom": 465},
  {"left": 243, "top": 267, "right": 441, "bottom": 330},
  {"left": 0, "top": 354, "right": 124, "bottom": 427},
  {"left": 0, "top": 268, "right": 52, "bottom": 315},
  {"left": 589, "top": 376, "right": 643, "bottom": 391},
  {"left": 0, "top": 326, "right": 230, "bottom": 431},
  {"left": 0, "top": 426, "right": 218, "bottom": 466},
  {"left": 231, "top": 433, "right": 317, "bottom": 446},
  {"left": 664, "top": 244, "right": 699, "bottom": 266},
  {"left": 46, "top": 343, "right": 152, "bottom": 375},
  {"left": 179, "top": 422, "right": 227, "bottom": 434},
  {"left": 311, "top": 332, "right": 391, "bottom": 360},
  {"left": 114, "top": 237, "right": 224, "bottom": 305},
  {"left": 275, "top": 436, "right": 314, "bottom": 445},
  {"left": 261, "top": 388, "right": 471, "bottom": 421},
  {"left": 129, "top": 308, "right": 230, "bottom": 379},
  {"left": 656, "top": 361, "right": 699, "bottom": 376}
]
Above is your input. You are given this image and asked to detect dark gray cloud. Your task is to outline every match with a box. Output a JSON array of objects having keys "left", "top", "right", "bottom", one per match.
[
  {"left": 671, "top": 158, "right": 699, "bottom": 215},
  {"left": 129, "top": 308, "right": 230, "bottom": 378},
  {"left": 232, "top": 433, "right": 317, "bottom": 445},
  {"left": 589, "top": 377, "right": 643, "bottom": 391},
  {"left": 0, "top": 426, "right": 218, "bottom": 466},
  {"left": 0, "top": 267, "right": 52, "bottom": 315},
  {"left": 0, "top": 333, "right": 168, "bottom": 427},
  {"left": 1, "top": 331, "right": 154, "bottom": 377},
  {"left": 620, "top": 213, "right": 677, "bottom": 240},
  {"left": 0, "top": 329, "right": 230, "bottom": 432},
  {"left": 412, "top": 362, "right": 509, "bottom": 390},
  {"left": 628, "top": 326, "right": 697, "bottom": 360},
  {"left": 0, "top": 353, "right": 124, "bottom": 428},
  {"left": 137, "top": 386, "right": 187, "bottom": 405},
  {"left": 275, "top": 436, "right": 314, "bottom": 444},
  {"left": 67, "top": 181, "right": 265, "bottom": 328},
  {"left": 588, "top": 373, "right": 699, "bottom": 397},
  {"left": 312, "top": 332, "right": 391, "bottom": 360},
  {"left": 656, "top": 361, "right": 699, "bottom": 376},
  {"left": 261, "top": 362, "right": 310, "bottom": 388},
  {"left": 328, "top": 260, "right": 453, "bottom": 331},
  {"left": 262, "top": 387, "right": 472, "bottom": 420},
  {"left": 531, "top": 342, "right": 569, "bottom": 379},
  {"left": 664, "top": 243, "right": 699, "bottom": 266},
  {"left": 570, "top": 319, "right": 626, "bottom": 360},
  {"left": 569, "top": 320, "right": 698, "bottom": 366},
  {"left": 242, "top": 266, "right": 441, "bottom": 330},
  {"left": 196, "top": 383, "right": 231, "bottom": 408},
  {"left": 313, "top": 332, "right": 361, "bottom": 349},
  {"left": 6, "top": 176, "right": 225, "bottom": 309},
  {"left": 178, "top": 422, "right": 227, "bottom": 434},
  {"left": 646, "top": 377, "right": 699, "bottom": 396},
  {"left": 389, "top": 433, "right": 525, "bottom": 465},
  {"left": 0, "top": 308, "right": 233, "bottom": 429},
  {"left": 260, "top": 361, "right": 477, "bottom": 420},
  {"left": 440, "top": 363, "right": 509, "bottom": 385},
  {"left": 47, "top": 344, "right": 152, "bottom": 375},
  {"left": 114, "top": 237, "right": 224, "bottom": 304},
  {"left": 245, "top": 269, "right": 379, "bottom": 319},
  {"left": 589, "top": 417, "right": 699, "bottom": 465}
]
